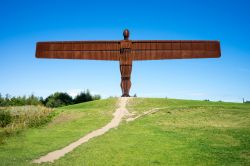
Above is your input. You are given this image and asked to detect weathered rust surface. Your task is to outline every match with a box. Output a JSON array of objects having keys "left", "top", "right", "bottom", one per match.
[
  {"left": 36, "top": 41, "right": 121, "bottom": 60},
  {"left": 120, "top": 39, "right": 133, "bottom": 97},
  {"left": 36, "top": 29, "right": 221, "bottom": 97},
  {"left": 131, "top": 40, "right": 221, "bottom": 60}
]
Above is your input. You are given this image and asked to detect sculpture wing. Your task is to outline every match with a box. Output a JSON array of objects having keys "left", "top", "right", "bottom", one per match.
[
  {"left": 131, "top": 40, "right": 221, "bottom": 60},
  {"left": 36, "top": 41, "right": 121, "bottom": 61}
]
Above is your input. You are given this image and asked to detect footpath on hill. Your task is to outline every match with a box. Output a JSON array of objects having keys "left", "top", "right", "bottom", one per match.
[{"left": 33, "top": 97, "right": 131, "bottom": 163}]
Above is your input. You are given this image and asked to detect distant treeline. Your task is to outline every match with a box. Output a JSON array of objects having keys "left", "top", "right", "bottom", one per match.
[{"left": 0, "top": 90, "right": 101, "bottom": 108}]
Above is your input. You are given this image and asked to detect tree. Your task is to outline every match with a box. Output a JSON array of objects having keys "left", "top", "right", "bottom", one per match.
[
  {"left": 44, "top": 92, "right": 73, "bottom": 108},
  {"left": 74, "top": 90, "right": 101, "bottom": 104},
  {"left": 92, "top": 95, "right": 101, "bottom": 100},
  {"left": 0, "top": 90, "right": 101, "bottom": 107},
  {"left": 0, "top": 93, "right": 3, "bottom": 106},
  {"left": 26, "top": 94, "right": 41, "bottom": 105},
  {"left": 74, "top": 90, "right": 92, "bottom": 104}
]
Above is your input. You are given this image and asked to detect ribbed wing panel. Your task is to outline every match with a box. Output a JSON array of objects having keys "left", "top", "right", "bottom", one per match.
[
  {"left": 36, "top": 41, "right": 121, "bottom": 61},
  {"left": 131, "top": 40, "right": 221, "bottom": 60}
]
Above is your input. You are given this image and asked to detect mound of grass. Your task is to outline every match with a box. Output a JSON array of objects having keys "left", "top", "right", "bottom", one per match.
[
  {"left": 52, "top": 98, "right": 250, "bottom": 166},
  {"left": 0, "top": 98, "right": 250, "bottom": 166}
]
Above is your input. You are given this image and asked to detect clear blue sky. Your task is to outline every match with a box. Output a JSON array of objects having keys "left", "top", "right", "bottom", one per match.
[{"left": 1, "top": 0, "right": 250, "bottom": 102}]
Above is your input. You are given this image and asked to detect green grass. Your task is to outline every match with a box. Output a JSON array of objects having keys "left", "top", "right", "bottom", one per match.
[
  {"left": 0, "top": 98, "right": 118, "bottom": 166},
  {"left": 0, "top": 98, "right": 250, "bottom": 165}
]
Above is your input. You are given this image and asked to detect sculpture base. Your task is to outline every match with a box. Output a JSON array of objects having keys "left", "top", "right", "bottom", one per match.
[{"left": 121, "top": 94, "right": 130, "bottom": 97}]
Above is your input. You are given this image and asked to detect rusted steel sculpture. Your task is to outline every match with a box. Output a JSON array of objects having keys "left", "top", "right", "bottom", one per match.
[{"left": 36, "top": 29, "right": 221, "bottom": 97}]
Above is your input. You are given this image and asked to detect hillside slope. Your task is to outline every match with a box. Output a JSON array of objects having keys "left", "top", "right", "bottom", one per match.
[
  {"left": 0, "top": 98, "right": 118, "bottom": 166},
  {"left": 1, "top": 98, "right": 250, "bottom": 165}
]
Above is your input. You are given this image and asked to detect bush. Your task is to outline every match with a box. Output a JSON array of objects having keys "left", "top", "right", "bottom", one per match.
[
  {"left": 74, "top": 90, "right": 92, "bottom": 104},
  {"left": 74, "top": 90, "right": 101, "bottom": 104},
  {"left": 0, "top": 109, "right": 12, "bottom": 127},
  {"left": 1, "top": 106, "right": 54, "bottom": 135},
  {"left": 44, "top": 92, "right": 73, "bottom": 108}
]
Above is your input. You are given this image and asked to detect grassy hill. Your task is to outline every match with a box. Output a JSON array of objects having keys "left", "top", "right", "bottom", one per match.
[{"left": 0, "top": 98, "right": 250, "bottom": 165}]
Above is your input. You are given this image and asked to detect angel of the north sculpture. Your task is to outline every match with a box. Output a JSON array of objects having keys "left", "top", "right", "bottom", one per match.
[{"left": 36, "top": 29, "right": 221, "bottom": 97}]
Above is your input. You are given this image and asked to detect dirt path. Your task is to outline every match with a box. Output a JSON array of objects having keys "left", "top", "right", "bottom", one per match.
[
  {"left": 126, "top": 108, "right": 160, "bottom": 122},
  {"left": 33, "top": 97, "right": 130, "bottom": 163}
]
